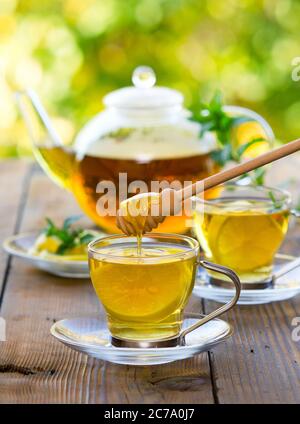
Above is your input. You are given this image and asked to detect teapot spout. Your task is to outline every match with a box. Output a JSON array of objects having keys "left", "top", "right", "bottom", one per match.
[
  {"left": 16, "top": 90, "right": 75, "bottom": 191},
  {"left": 16, "top": 89, "right": 62, "bottom": 147}
]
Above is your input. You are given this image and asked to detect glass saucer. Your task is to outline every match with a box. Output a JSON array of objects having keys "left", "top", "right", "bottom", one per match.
[
  {"left": 194, "top": 254, "right": 300, "bottom": 305},
  {"left": 50, "top": 314, "right": 232, "bottom": 366}
]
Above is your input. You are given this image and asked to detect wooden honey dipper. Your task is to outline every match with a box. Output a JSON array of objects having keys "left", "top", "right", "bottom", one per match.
[{"left": 116, "top": 138, "right": 300, "bottom": 235}]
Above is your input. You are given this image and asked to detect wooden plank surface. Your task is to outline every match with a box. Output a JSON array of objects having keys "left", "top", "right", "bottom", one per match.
[
  {"left": 0, "top": 167, "right": 214, "bottom": 404},
  {"left": 204, "top": 299, "right": 300, "bottom": 404},
  {"left": 1, "top": 160, "right": 300, "bottom": 404},
  {"left": 0, "top": 160, "right": 32, "bottom": 295}
]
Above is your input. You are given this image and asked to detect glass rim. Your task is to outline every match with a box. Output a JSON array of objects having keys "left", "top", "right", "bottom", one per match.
[
  {"left": 88, "top": 232, "right": 199, "bottom": 262},
  {"left": 192, "top": 183, "right": 292, "bottom": 210}
]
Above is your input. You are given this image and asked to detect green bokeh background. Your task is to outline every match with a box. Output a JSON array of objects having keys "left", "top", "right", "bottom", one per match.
[{"left": 0, "top": 0, "right": 300, "bottom": 157}]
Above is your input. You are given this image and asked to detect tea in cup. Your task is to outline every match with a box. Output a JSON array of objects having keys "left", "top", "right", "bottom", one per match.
[
  {"left": 88, "top": 234, "right": 240, "bottom": 345},
  {"left": 193, "top": 184, "right": 291, "bottom": 287}
]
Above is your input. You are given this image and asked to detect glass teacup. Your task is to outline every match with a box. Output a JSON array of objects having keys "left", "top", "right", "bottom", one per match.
[
  {"left": 88, "top": 233, "right": 240, "bottom": 346},
  {"left": 193, "top": 184, "right": 292, "bottom": 287}
]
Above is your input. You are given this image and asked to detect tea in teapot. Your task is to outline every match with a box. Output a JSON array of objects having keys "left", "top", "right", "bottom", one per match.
[{"left": 35, "top": 125, "right": 217, "bottom": 234}]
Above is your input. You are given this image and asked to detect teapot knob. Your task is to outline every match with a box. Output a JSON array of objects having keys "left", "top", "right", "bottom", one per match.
[{"left": 132, "top": 66, "right": 156, "bottom": 88}]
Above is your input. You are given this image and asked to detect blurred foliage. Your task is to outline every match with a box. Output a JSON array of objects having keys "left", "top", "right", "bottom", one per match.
[{"left": 0, "top": 0, "right": 300, "bottom": 157}]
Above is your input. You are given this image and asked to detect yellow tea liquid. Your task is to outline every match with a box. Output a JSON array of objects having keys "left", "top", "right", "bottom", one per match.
[
  {"left": 89, "top": 243, "right": 196, "bottom": 340},
  {"left": 194, "top": 200, "right": 289, "bottom": 283}
]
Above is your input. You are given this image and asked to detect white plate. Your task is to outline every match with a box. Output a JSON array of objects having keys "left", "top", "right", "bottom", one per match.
[
  {"left": 51, "top": 315, "right": 232, "bottom": 365},
  {"left": 3, "top": 232, "right": 103, "bottom": 278},
  {"left": 194, "top": 254, "right": 300, "bottom": 305}
]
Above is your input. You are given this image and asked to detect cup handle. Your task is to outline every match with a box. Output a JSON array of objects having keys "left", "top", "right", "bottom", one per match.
[{"left": 179, "top": 260, "right": 241, "bottom": 344}]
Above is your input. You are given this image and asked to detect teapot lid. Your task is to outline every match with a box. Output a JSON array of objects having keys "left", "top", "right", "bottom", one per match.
[{"left": 104, "top": 66, "right": 183, "bottom": 110}]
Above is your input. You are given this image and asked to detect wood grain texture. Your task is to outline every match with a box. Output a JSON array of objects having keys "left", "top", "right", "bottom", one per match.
[
  {"left": 204, "top": 301, "right": 300, "bottom": 404},
  {"left": 1, "top": 161, "right": 300, "bottom": 404},
  {"left": 0, "top": 168, "right": 214, "bottom": 404},
  {"left": 204, "top": 226, "right": 300, "bottom": 404},
  {"left": 0, "top": 160, "right": 32, "bottom": 296}
]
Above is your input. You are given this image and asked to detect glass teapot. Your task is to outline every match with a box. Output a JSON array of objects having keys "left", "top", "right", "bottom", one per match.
[{"left": 16, "top": 66, "right": 273, "bottom": 234}]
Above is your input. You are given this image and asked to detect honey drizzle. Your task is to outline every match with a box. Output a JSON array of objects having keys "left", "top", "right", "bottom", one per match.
[{"left": 137, "top": 233, "right": 142, "bottom": 256}]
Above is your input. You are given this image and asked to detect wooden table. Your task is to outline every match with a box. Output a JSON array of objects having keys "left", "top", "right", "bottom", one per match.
[{"left": 0, "top": 159, "right": 299, "bottom": 404}]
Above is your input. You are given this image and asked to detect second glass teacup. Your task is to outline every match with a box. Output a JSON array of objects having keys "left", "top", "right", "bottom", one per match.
[
  {"left": 193, "top": 184, "right": 292, "bottom": 287},
  {"left": 88, "top": 233, "right": 240, "bottom": 347}
]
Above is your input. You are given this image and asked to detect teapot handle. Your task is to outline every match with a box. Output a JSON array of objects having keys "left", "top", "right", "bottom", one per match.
[{"left": 223, "top": 105, "right": 274, "bottom": 141}]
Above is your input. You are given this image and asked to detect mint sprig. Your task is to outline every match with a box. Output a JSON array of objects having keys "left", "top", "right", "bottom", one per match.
[
  {"left": 268, "top": 191, "right": 283, "bottom": 211},
  {"left": 191, "top": 91, "right": 268, "bottom": 182},
  {"left": 44, "top": 216, "right": 95, "bottom": 255}
]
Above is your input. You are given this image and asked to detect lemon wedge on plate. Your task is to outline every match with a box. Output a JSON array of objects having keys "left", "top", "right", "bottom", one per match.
[{"left": 29, "top": 229, "right": 100, "bottom": 261}]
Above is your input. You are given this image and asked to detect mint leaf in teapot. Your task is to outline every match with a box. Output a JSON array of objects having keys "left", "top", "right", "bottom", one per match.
[
  {"left": 268, "top": 190, "right": 284, "bottom": 211},
  {"left": 190, "top": 91, "right": 268, "bottom": 185}
]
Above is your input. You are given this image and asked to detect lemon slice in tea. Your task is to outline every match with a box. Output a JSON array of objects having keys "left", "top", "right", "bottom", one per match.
[
  {"left": 208, "top": 211, "right": 286, "bottom": 272},
  {"left": 91, "top": 247, "right": 195, "bottom": 322}
]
